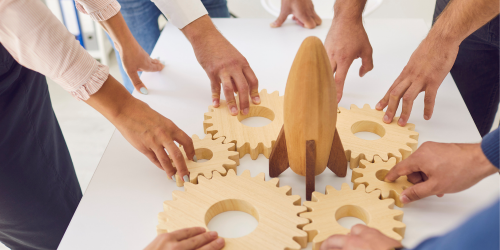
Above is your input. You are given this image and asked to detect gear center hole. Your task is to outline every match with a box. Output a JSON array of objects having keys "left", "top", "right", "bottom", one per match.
[
  {"left": 195, "top": 148, "right": 213, "bottom": 163},
  {"left": 237, "top": 106, "right": 275, "bottom": 127},
  {"left": 351, "top": 121, "right": 386, "bottom": 140},
  {"left": 335, "top": 205, "right": 368, "bottom": 230},
  {"left": 375, "top": 169, "right": 390, "bottom": 182},
  {"left": 206, "top": 199, "right": 259, "bottom": 238}
]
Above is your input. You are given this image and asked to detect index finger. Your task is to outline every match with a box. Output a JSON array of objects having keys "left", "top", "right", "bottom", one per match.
[
  {"left": 320, "top": 235, "right": 347, "bottom": 250},
  {"left": 385, "top": 157, "right": 419, "bottom": 182},
  {"left": 333, "top": 56, "right": 355, "bottom": 94},
  {"left": 165, "top": 141, "right": 190, "bottom": 182}
]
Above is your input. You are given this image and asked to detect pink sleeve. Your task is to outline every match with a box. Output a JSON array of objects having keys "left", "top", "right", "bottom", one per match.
[
  {"left": 75, "top": 0, "right": 121, "bottom": 21},
  {"left": 0, "top": 0, "right": 109, "bottom": 101}
]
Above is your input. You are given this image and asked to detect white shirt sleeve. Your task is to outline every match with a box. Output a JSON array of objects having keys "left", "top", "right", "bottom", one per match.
[{"left": 151, "top": 0, "right": 208, "bottom": 29}]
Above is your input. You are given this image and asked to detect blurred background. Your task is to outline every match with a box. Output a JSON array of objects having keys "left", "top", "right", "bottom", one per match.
[{"left": 1, "top": 0, "right": 497, "bottom": 248}]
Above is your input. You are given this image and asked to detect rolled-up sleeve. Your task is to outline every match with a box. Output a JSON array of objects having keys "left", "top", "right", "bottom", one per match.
[
  {"left": 151, "top": 0, "right": 208, "bottom": 29},
  {"left": 75, "top": 0, "right": 121, "bottom": 21},
  {"left": 0, "top": 0, "right": 108, "bottom": 100}
]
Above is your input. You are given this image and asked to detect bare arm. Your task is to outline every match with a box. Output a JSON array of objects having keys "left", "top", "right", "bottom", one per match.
[
  {"left": 97, "top": 12, "right": 164, "bottom": 94},
  {"left": 377, "top": 0, "right": 499, "bottom": 126},
  {"left": 324, "top": 0, "right": 373, "bottom": 102},
  {"left": 181, "top": 15, "right": 260, "bottom": 116}
]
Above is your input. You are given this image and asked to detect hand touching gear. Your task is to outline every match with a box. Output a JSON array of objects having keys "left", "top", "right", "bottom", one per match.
[
  {"left": 270, "top": 0, "right": 322, "bottom": 29},
  {"left": 144, "top": 228, "right": 224, "bottom": 250}
]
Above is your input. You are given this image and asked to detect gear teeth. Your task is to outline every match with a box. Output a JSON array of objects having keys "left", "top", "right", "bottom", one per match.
[
  {"left": 158, "top": 170, "right": 309, "bottom": 249},
  {"left": 278, "top": 185, "right": 292, "bottom": 195},
  {"left": 311, "top": 191, "right": 325, "bottom": 202},
  {"left": 337, "top": 104, "right": 419, "bottom": 168},
  {"left": 341, "top": 183, "right": 351, "bottom": 191},
  {"left": 325, "top": 185, "right": 337, "bottom": 195},
  {"left": 172, "top": 190, "right": 184, "bottom": 200}
]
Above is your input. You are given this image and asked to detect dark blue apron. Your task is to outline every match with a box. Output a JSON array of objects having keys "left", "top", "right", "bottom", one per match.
[{"left": 0, "top": 43, "right": 82, "bottom": 249}]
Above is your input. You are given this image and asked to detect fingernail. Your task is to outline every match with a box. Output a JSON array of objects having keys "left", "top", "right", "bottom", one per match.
[
  {"left": 193, "top": 155, "right": 198, "bottom": 162},
  {"left": 400, "top": 195, "right": 410, "bottom": 204},
  {"left": 140, "top": 87, "right": 148, "bottom": 95},
  {"left": 213, "top": 100, "right": 218, "bottom": 107},
  {"left": 209, "top": 231, "right": 217, "bottom": 237},
  {"left": 171, "top": 175, "right": 176, "bottom": 181},
  {"left": 216, "top": 238, "right": 224, "bottom": 244},
  {"left": 253, "top": 96, "right": 261, "bottom": 104},
  {"left": 376, "top": 102, "right": 382, "bottom": 110},
  {"left": 231, "top": 107, "right": 238, "bottom": 115},
  {"left": 183, "top": 175, "right": 190, "bottom": 183},
  {"left": 424, "top": 115, "right": 430, "bottom": 120},
  {"left": 383, "top": 115, "right": 390, "bottom": 122},
  {"left": 398, "top": 118, "right": 404, "bottom": 126},
  {"left": 243, "top": 108, "right": 249, "bottom": 115},
  {"left": 270, "top": 22, "right": 277, "bottom": 27}
]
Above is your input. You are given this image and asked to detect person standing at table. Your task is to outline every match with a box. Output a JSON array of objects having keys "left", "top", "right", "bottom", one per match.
[
  {"left": 99, "top": 0, "right": 261, "bottom": 117},
  {"left": 0, "top": 0, "right": 256, "bottom": 248},
  {"left": 319, "top": 127, "right": 499, "bottom": 250},
  {"left": 272, "top": 0, "right": 499, "bottom": 137}
]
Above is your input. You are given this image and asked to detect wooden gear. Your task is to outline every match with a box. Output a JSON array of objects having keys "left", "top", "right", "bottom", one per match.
[
  {"left": 337, "top": 104, "right": 419, "bottom": 169},
  {"left": 157, "top": 170, "right": 309, "bottom": 250},
  {"left": 353, "top": 156, "right": 413, "bottom": 207},
  {"left": 300, "top": 183, "right": 406, "bottom": 250},
  {"left": 174, "top": 134, "right": 239, "bottom": 187},
  {"left": 269, "top": 36, "right": 347, "bottom": 201},
  {"left": 204, "top": 89, "right": 284, "bottom": 160}
]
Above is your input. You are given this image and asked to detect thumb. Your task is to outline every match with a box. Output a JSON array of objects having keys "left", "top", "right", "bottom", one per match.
[
  {"left": 271, "top": 11, "right": 289, "bottom": 28},
  {"left": 359, "top": 51, "right": 374, "bottom": 77},
  {"left": 128, "top": 72, "right": 148, "bottom": 95},
  {"left": 400, "top": 181, "right": 435, "bottom": 204}
]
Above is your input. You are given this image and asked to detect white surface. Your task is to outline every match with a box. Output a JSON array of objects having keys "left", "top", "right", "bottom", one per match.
[
  {"left": 59, "top": 19, "right": 500, "bottom": 250},
  {"left": 261, "top": 0, "right": 383, "bottom": 18}
]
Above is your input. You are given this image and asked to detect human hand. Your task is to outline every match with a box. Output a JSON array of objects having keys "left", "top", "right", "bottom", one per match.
[
  {"left": 119, "top": 41, "right": 164, "bottom": 94},
  {"left": 320, "top": 224, "right": 402, "bottom": 250},
  {"left": 325, "top": 18, "right": 373, "bottom": 102},
  {"left": 113, "top": 99, "right": 195, "bottom": 181},
  {"left": 375, "top": 35, "right": 459, "bottom": 126},
  {"left": 144, "top": 227, "right": 224, "bottom": 250},
  {"left": 98, "top": 12, "right": 164, "bottom": 95},
  {"left": 182, "top": 15, "right": 260, "bottom": 116},
  {"left": 270, "top": 0, "right": 321, "bottom": 29},
  {"left": 385, "top": 142, "right": 498, "bottom": 204}
]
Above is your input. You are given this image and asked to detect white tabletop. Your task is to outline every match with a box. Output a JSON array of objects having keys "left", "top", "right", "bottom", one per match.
[{"left": 59, "top": 19, "right": 499, "bottom": 250}]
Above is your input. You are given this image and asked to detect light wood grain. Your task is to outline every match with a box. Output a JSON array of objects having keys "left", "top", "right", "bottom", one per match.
[
  {"left": 174, "top": 134, "right": 239, "bottom": 187},
  {"left": 300, "top": 183, "right": 405, "bottom": 250},
  {"left": 204, "top": 89, "right": 284, "bottom": 160},
  {"left": 353, "top": 156, "right": 413, "bottom": 207},
  {"left": 337, "top": 104, "right": 419, "bottom": 169},
  {"left": 284, "top": 36, "right": 337, "bottom": 176},
  {"left": 158, "top": 170, "right": 309, "bottom": 250}
]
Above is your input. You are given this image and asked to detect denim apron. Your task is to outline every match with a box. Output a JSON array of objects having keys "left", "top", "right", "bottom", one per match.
[{"left": 0, "top": 43, "right": 82, "bottom": 249}]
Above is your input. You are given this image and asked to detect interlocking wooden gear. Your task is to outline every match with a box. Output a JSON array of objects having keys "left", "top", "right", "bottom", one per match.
[
  {"left": 174, "top": 134, "right": 239, "bottom": 187},
  {"left": 337, "top": 104, "right": 419, "bottom": 169},
  {"left": 203, "top": 89, "right": 284, "bottom": 160},
  {"left": 157, "top": 170, "right": 309, "bottom": 250},
  {"left": 300, "top": 183, "right": 406, "bottom": 250},
  {"left": 353, "top": 156, "right": 413, "bottom": 207}
]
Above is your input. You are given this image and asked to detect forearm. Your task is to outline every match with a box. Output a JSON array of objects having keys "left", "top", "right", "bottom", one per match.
[
  {"left": 333, "top": 0, "right": 367, "bottom": 23},
  {"left": 429, "top": 0, "right": 499, "bottom": 45},
  {"left": 84, "top": 75, "right": 138, "bottom": 123},
  {"left": 98, "top": 12, "right": 138, "bottom": 54},
  {"left": 181, "top": 15, "right": 218, "bottom": 44}
]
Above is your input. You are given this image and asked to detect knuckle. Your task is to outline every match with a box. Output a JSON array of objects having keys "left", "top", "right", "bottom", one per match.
[{"left": 171, "top": 150, "right": 184, "bottom": 160}]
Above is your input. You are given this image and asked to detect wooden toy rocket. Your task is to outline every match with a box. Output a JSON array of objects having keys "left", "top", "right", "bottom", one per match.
[{"left": 269, "top": 36, "right": 348, "bottom": 201}]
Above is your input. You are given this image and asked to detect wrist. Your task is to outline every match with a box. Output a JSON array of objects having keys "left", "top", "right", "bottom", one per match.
[
  {"left": 333, "top": 0, "right": 365, "bottom": 24},
  {"left": 470, "top": 143, "right": 498, "bottom": 176},
  {"left": 181, "top": 14, "right": 219, "bottom": 43}
]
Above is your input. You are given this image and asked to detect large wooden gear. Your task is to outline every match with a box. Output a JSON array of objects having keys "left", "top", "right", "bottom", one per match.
[
  {"left": 337, "top": 104, "right": 419, "bottom": 169},
  {"left": 204, "top": 89, "right": 284, "bottom": 160},
  {"left": 174, "top": 134, "right": 239, "bottom": 187},
  {"left": 353, "top": 156, "right": 413, "bottom": 207},
  {"left": 157, "top": 170, "right": 309, "bottom": 250},
  {"left": 300, "top": 183, "right": 406, "bottom": 250}
]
